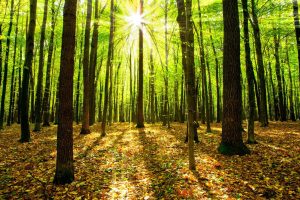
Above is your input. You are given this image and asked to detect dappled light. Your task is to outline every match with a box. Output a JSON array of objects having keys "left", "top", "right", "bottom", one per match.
[{"left": 0, "top": 122, "right": 299, "bottom": 199}]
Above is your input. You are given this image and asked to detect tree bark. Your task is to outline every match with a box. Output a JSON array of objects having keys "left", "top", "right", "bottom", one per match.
[
  {"left": 89, "top": 0, "right": 99, "bottom": 126},
  {"left": 242, "top": 0, "right": 257, "bottom": 144},
  {"left": 80, "top": 0, "right": 92, "bottom": 134},
  {"left": 218, "top": 0, "right": 250, "bottom": 155},
  {"left": 136, "top": 0, "right": 145, "bottom": 128},
  {"left": 250, "top": 0, "right": 268, "bottom": 126},
  {"left": 101, "top": 0, "right": 114, "bottom": 136},
  {"left": 33, "top": 0, "right": 48, "bottom": 131},
  {"left": 293, "top": 0, "right": 300, "bottom": 82},
  {"left": 274, "top": 34, "right": 287, "bottom": 121},
  {"left": 53, "top": 0, "right": 77, "bottom": 185},
  {"left": 176, "top": 0, "right": 197, "bottom": 170},
  {"left": 20, "top": 0, "right": 38, "bottom": 142},
  {"left": 0, "top": 0, "right": 14, "bottom": 129}
]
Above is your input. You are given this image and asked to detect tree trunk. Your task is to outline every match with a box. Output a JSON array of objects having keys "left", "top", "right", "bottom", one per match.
[
  {"left": 33, "top": 0, "right": 48, "bottom": 131},
  {"left": 101, "top": 0, "right": 114, "bottom": 136},
  {"left": 176, "top": 0, "right": 198, "bottom": 170},
  {"left": 251, "top": 0, "right": 268, "bottom": 126},
  {"left": 208, "top": 25, "right": 221, "bottom": 123},
  {"left": 286, "top": 42, "right": 296, "bottom": 121},
  {"left": 218, "top": 0, "right": 250, "bottom": 155},
  {"left": 0, "top": 0, "right": 14, "bottom": 128},
  {"left": 274, "top": 34, "right": 287, "bottom": 121},
  {"left": 89, "top": 0, "right": 99, "bottom": 126},
  {"left": 80, "top": 0, "right": 92, "bottom": 134},
  {"left": 136, "top": 0, "right": 145, "bottom": 128},
  {"left": 42, "top": 0, "right": 60, "bottom": 127},
  {"left": 293, "top": 0, "right": 300, "bottom": 82},
  {"left": 20, "top": 0, "right": 38, "bottom": 142},
  {"left": 53, "top": 0, "right": 77, "bottom": 184},
  {"left": 75, "top": 23, "right": 84, "bottom": 124},
  {"left": 242, "top": 0, "right": 257, "bottom": 144}
]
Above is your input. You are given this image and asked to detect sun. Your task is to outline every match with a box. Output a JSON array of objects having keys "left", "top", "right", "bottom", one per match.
[{"left": 125, "top": 11, "right": 143, "bottom": 28}]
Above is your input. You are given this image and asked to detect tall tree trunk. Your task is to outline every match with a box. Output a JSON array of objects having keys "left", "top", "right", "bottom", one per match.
[
  {"left": 80, "top": 0, "right": 92, "bottom": 134},
  {"left": 206, "top": 53, "right": 213, "bottom": 122},
  {"left": 150, "top": 49, "right": 155, "bottom": 123},
  {"left": 162, "top": 0, "right": 170, "bottom": 128},
  {"left": 242, "top": 0, "right": 257, "bottom": 144},
  {"left": 42, "top": 0, "right": 61, "bottom": 127},
  {"left": 218, "top": 0, "right": 250, "bottom": 155},
  {"left": 274, "top": 34, "right": 287, "bottom": 121},
  {"left": 174, "top": 48, "right": 179, "bottom": 122},
  {"left": 101, "top": 0, "right": 114, "bottom": 136},
  {"left": 250, "top": 0, "right": 268, "bottom": 126},
  {"left": 8, "top": 2, "right": 20, "bottom": 126},
  {"left": 176, "top": 0, "right": 198, "bottom": 170},
  {"left": 293, "top": 0, "right": 300, "bottom": 82},
  {"left": 53, "top": 0, "right": 77, "bottom": 184},
  {"left": 33, "top": 0, "right": 48, "bottom": 131},
  {"left": 1, "top": 0, "right": 14, "bottom": 128},
  {"left": 286, "top": 42, "right": 296, "bottom": 121},
  {"left": 136, "top": 0, "right": 145, "bottom": 128},
  {"left": 0, "top": 25, "right": 2, "bottom": 88},
  {"left": 20, "top": 0, "right": 38, "bottom": 142},
  {"left": 89, "top": 0, "right": 99, "bottom": 126}
]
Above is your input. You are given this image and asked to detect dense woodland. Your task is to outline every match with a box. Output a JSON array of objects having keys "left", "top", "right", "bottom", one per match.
[{"left": 0, "top": 0, "right": 300, "bottom": 199}]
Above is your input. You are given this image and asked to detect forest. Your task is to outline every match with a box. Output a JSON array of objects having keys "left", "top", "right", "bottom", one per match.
[{"left": 0, "top": 0, "right": 300, "bottom": 199}]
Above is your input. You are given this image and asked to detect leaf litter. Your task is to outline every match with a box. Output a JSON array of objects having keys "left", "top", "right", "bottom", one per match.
[{"left": 0, "top": 121, "right": 299, "bottom": 199}]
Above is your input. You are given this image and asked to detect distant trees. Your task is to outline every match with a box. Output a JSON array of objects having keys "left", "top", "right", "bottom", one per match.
[{"left": 53, "top": 0, "right": 77, "bottom": 184}]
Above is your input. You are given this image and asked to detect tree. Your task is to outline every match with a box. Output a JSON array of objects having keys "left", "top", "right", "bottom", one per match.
[
  {"left": 81, "top": 0, "right": 92, "bottom": 135},
  {"left": 218, "top": 0, "right": 250, "bottom": 155},
  {"left": 20, "top": 0, "right": 38, "bottom": 142},
  {"left": 102, "top": 0, "right": 114, "bottom": 136},
  {"left": 33, "top": 0, "right": 49, "bottom": 131},
  {"left": 293, "top": 0, "right": 300, "bottom": 82},
  {"left": 0, "top": 0, "right": 14, "bottom": 129},
  {"left": 242, "top": 0, "right": 257, "bottom": 144},
  {"left": 53, "top": 0, "right": 77, "bottom": 184},
  {"left": 176, "top": 0, "right": 198, "bottom": 170},
  {"left": 250, "top": 0, "right": 268, "bottom": 127},
  {"left": 89, "top": 0, "right": 100, "bottom": 126},
  {"left": 136, "top": 0, "right": 145, "bottom": 128},
  {"left": 274, "top": 33, "right": 287, "bottom": 121}
]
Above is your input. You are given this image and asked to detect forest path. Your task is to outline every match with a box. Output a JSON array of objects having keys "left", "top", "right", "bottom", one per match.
[{"left": 0, "top": 121, "right": 299, "bottom": 199}]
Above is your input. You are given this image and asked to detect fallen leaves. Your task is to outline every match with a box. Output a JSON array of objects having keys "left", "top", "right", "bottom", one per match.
[{"left": 0, "top": 121, "right": 299, "bottom": 199}]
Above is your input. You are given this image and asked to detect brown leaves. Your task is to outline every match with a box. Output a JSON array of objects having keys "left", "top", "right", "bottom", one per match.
[{"left": 0, "top": 122, "right": 299, "bottom": 199}]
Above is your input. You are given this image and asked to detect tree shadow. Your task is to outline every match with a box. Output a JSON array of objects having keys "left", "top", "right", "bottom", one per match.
[{"left": 137, "top": 127, "right": 216, "bottom": 199}]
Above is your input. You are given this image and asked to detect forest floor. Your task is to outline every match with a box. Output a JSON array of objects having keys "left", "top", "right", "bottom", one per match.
[{"left": 0, "top": 121, "right": 299, "bottom": 200}]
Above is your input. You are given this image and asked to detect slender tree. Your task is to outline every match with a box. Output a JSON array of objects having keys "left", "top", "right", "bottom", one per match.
[
  {"left": 176, "top": 0, "right": 198, "bottom": 170},
  {"left": 7, "top": 3, "right": 20, "bottom": 126},
  {"left": 286, "top": 40, "right": 296, "bottom": 121},
  {"left": 81, "top": 0, "right": 92, "bottom": 134},
  {"left": 136, "top": 0, "right": 145, "bottom": 128},
  {"left": 33, "top": 0, "right": 49, "bottom": 131},
  {"left": 20, "top": 0, "right": 38, "bottom": 142},
  {"left": 293, "top": 0, "right": 300, "bottom": 82},
  {"left": 250, "top": 0, "right": 268, "bottom": 127},
  {"left": 53, "top": 0, "right": 77, "bottom": 184},
  {"left": 218, "top": 0, "right": 250, "bottom": 155},
  {"left": 242, "top": 0, "right": 257, "bottom": 144},
  {"left": 0, "top": 0, "right": 14, "bottom": 129},
  {"left": 102, "top": 0, "right": 114, "bottom": 136},
  {"left": 274, "top": 33, "right": 287, "bottom": 121}
]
